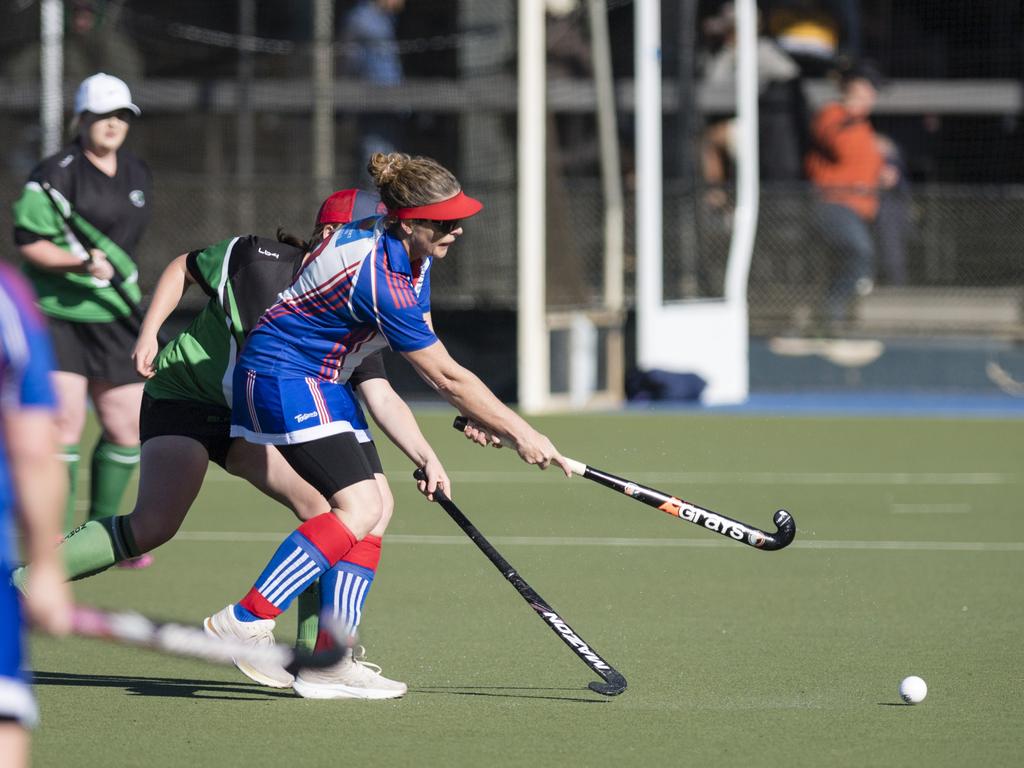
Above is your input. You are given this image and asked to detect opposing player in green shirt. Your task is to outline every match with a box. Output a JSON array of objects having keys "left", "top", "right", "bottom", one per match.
[{"left": 16, "top": 190, "right": 447, "bottom": 699}]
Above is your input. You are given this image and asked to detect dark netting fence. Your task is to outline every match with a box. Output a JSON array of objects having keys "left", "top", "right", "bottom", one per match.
[
  {"left": 0, "top": 0, "right": 530, "bottom": 314},
  {"left": 1, "top": 0, "right": 1021, "bottom": 338},
  {"left": 670, "top": 0, "right": 1024, "bottom": 338}
]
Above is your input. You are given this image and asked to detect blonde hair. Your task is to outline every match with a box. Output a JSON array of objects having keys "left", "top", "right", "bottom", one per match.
[{"left": 367, "top": 152, "right": 461, "bottom": 211}]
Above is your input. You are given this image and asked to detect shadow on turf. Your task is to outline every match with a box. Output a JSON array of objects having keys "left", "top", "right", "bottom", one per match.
[
  {"left": 411, "top": 685, "right": 610, "bottom": 704},
  {"left": 32, "top": 671, "right": 291, "bottom": 701}
]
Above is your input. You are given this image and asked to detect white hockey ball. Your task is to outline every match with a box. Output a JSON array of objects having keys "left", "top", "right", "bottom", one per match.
[{"left": 899, "top": 675, "right": 928, "bottom": 704}]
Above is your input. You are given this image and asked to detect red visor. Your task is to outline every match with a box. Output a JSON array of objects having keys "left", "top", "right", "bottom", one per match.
[{"left": 390, "top": 190, "right": 483, "bottom": 221}]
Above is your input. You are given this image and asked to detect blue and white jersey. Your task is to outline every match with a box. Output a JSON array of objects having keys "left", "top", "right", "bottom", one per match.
[
  {"left": 0, "top": 264, "right": 57, "bottom": 567},
  {"left": 243, "top": 217, "right": 435, "bottom": 383},
  {"left": 0, "top": 264, "right": 55, "bottom": 729},
  {"left": 231, "top": 218, "right": 435, "bottom": 445}
]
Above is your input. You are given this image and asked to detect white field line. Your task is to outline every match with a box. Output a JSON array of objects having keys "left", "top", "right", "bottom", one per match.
[
  {"left": 890, "top": 503, "right": 972, "bottom": 514},
  {"left": 201, "top": 469, "right": 1021, "bottom": 486},
  {"left": 172, "top": 531, "right": 1024, "bottom": 552}
]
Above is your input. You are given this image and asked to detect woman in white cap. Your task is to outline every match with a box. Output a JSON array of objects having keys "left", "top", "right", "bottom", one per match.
[{"left": 11, "top": 73, "right": 152, "bottom": 564}]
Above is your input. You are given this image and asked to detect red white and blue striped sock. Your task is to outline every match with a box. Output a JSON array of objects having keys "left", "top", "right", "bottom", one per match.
[
  {"left": 315, "top": 534, "right": 382, "bottom": 650},
  {"left": 234, "top": 514, "right": 358, "bottom": 622}
]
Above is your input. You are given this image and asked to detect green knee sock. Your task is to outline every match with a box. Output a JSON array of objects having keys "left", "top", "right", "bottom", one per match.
[
  {"left": 59, "top": 443, "right": 81, "bottom": 531},
  {"left": 12, "top": 515, "right": 141, "bottom": 590},
  {"left": 88, "top": 440, "right": 140, "bottom": 522},
  {"left": 295, "top": 581, "right": 321, "bottom": 653}
]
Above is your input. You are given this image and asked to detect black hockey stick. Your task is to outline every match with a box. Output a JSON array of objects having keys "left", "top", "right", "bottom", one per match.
[
  {"left": 67, "top": 604, "right": 348, "bottom": 676},
  {"left": 453, "top": 416, "right": 796, "bottom": 551},
  {"left": 39, "top": 181, "right": 170, "bottom": 346},
  {"left": 413, "top": 468, "right": 626, "bottom": 697}
]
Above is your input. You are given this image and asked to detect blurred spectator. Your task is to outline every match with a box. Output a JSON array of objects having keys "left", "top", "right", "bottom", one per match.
[
  {"left": 341, "top": 0, "right": 406, "bottom": 179},
  {"left": 3, "top": 1, "right": 143, "bottom": 86},
  {"left": 546, "top": 0, "right": 596, "bottom": 173},
  {"left": 826, "top": 0, "right": 863, "bottom": 58},
  {"left": 805, "top": 61, "right": 896, "bottom": 325},
  {"left": 700, "top": 2, "right": 804, "bottom": 210},
  {"left": 875, "top": 133, "right": 911, "bottom": 286},
  {"left": 763, "top": 0, "right": 840, "bottom": 76}
]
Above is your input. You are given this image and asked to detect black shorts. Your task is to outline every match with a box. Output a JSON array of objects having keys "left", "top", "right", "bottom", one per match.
[
  {"left": 48, "top": 316, "right": 145, "bottom": 386},
  {"left": 139, "top": 394, "right": 234, "bottom": 469},
  {"left": 276, "top": 433, "right": 384, "bottom": 500}
]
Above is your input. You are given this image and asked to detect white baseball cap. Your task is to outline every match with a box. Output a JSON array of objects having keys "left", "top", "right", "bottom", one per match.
[{"left": 74, "top": 73, "right": 141, "bottom": 116}]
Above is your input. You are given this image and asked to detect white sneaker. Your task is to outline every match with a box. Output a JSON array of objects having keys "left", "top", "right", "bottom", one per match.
[
  {"left": 202, "top": 604, "right": 294, "bottom": 689},
  {"left": 293, "top": 646, "right": 407, "bottom": 700}
]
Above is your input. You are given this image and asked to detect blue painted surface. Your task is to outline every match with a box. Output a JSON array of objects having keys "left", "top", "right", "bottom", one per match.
[
  {"left": 724, "top": 391, "right": 1024, "bottom": 417},
  {"left": 624, "top": 391, "right": 1024, "bottom": 418},
  {"left": 750, "top": 335, "right": 1024, "bottom": 393}
]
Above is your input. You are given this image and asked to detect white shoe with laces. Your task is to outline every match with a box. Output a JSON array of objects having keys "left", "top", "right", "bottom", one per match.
[
  {"left": 292, "top": 645, "right": 407, "bottom": 700},
  {"left": 202, "top": 604, "right": 295, "bottom": 689}
]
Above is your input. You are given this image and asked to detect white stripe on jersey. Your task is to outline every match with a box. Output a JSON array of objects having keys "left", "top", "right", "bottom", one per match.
[
  {"left": 245, "top": 369, "right": 262, "bottom": 432},
  {"left": 0, "top": 287, "right": 30, "bottom": 409},
  {"left": 216, "top": 237, "right": 240, "bottom": 307},
  {"left": 369, "top": 239, "right": 382, "bottom": 333},
  {"left": 275, "top": 223, "right": 380, "bottom": 313},
  {"left": 305, "top": 377, "right": 331, "bottom": 424}
]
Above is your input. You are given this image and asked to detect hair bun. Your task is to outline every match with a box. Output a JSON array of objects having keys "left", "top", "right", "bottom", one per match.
[{"left": 368, "top": 152, "right": 410, "bottom": 187}]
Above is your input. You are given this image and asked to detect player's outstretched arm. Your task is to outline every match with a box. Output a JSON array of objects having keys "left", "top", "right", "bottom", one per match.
[
  {"left": 402, "top": 341, "right": 572, "bottom": 476},
  {"left": 132, "top": 253, "right": 193, "bottom": 378},
  {"left": 6, "top": 409, "right": 71, "bottom": 636},
  {"left": 356, "top": 377, "right": 451, "bottom": 500}
]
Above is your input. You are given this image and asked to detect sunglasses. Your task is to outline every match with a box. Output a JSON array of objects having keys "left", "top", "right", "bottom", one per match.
[
  {"left": 88, "top": 109, "right": 134, "bottom": 124},
  {"left": 428, "top": 219, "right": 462, "bottom": 235}
]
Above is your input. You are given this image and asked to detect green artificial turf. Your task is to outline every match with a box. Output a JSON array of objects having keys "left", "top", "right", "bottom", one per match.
[{"left": 28, "top": 411, "right": 1024, "bottom": 767}]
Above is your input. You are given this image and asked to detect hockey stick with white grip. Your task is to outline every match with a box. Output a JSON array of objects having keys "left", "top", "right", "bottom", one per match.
[{"left": 452, "top": 416, "right": 796, "bottom": 551}]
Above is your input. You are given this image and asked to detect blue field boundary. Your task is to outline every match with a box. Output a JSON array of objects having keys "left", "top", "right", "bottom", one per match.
[
  {"left": 625, "top": 391, "right": 1024, "bottom": 418},
  {"left": 407, "top": 392, "right": 1024, "bottom": 418}
]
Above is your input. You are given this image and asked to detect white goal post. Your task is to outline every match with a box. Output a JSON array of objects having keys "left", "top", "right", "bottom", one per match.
[
  {"left": 518, "top": 0, "right": 757, "bottom": 410},
  {"left": 635, "top": 0, "right": 759, "bottom": 405},
  {"left": 516, "top": 0, "right": 626, "bottom": 414}
]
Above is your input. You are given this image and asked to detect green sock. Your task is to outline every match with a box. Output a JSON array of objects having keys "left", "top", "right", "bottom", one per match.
[
  {"left": 62, "top": 520, "right": 116, "bottom": 580},
  {"left": 59, "top": 443, "right": 81, "bottom": 531},
  {"left": 67, "top": 516, "right": 141, "bottom": 579},
  {"left": 88, "top": 440, "right": 140, "bottom": 522},
  {"left": 295, "top": 581, "right": 321, "bottom": 653},
  {"left": 15, "top": 516, "right": 140, "bottom": 588}
]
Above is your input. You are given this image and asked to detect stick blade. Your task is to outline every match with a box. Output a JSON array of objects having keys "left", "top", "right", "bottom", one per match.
[
  {"left": 764, "top": 509, "right": 797, "bottom": 551},
  {"left": 588, "top": 672, "right": 627, "bottom": 696}
]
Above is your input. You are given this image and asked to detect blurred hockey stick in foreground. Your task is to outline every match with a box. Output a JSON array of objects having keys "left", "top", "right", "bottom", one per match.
[{"left": 62, "top": 605, "right": 349, "bottom": 675}]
